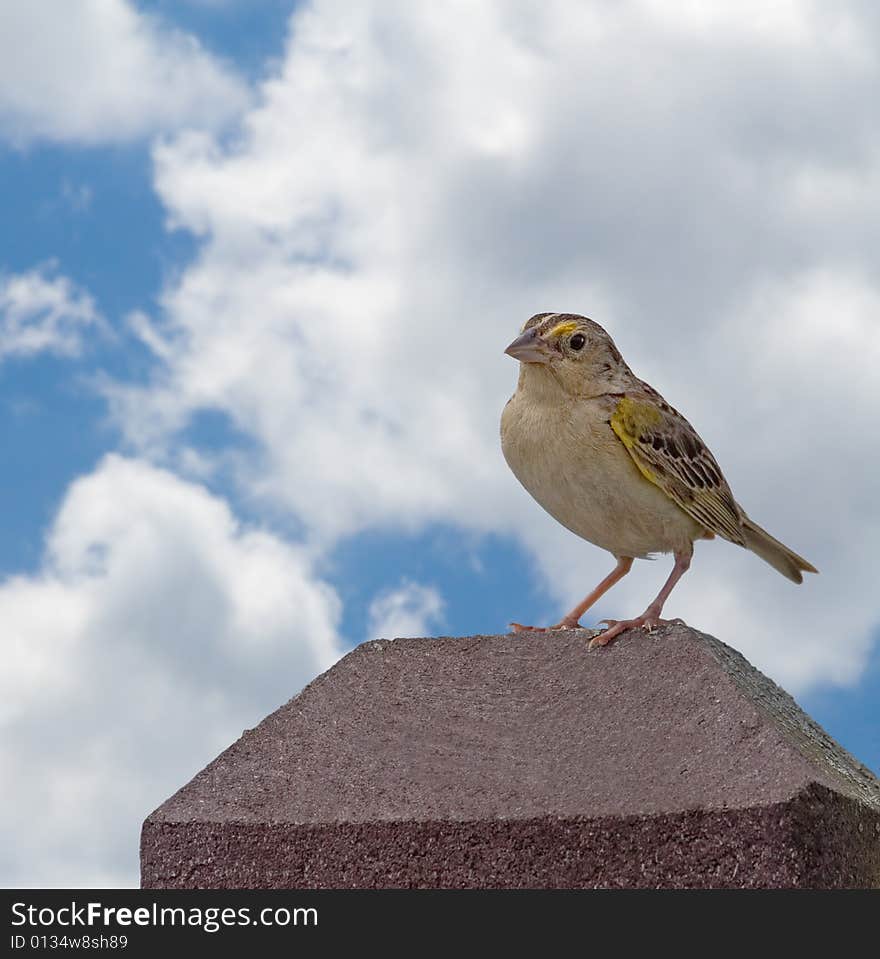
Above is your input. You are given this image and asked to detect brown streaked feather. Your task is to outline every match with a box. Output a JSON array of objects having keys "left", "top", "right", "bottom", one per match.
[{"left": 609, "top": 390, "right": 747, "bottom": 546}]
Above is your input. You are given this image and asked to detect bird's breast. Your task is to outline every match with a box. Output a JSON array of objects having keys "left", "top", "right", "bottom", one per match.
[{"left": 500, "top": 390, "right": 699, "bottom": 557}]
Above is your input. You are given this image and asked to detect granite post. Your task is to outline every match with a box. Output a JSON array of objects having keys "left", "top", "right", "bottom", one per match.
[{"left": 141, "top": 625, "right": 880, "bottom": 888}]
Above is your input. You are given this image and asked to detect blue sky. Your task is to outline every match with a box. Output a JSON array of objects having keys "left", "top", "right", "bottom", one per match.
[
  {"left": 1, "top": 147, "right": 164, "bottom": 572},
  {"left": 2, "top": 0, "right": 879, "bottom": 887}
]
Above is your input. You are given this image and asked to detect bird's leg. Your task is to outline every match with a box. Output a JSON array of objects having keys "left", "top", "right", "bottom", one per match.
[
  {"left": 510, "top": 556, "right": 633, "bottom": 633},
  {"left": 589, "top": 547, "right": 692, "bottom": 649},
  {"left": 551, "top": 556, "right": 634, "bottom": 628}
]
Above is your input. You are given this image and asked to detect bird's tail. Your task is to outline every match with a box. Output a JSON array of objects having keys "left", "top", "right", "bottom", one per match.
[{"left": 742, "top": 517, "right": 818, "bottom": 584}]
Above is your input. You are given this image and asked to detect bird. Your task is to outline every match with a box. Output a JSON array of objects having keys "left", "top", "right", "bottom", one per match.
[{"left": 500, "top": 312, "right": 817, "bottom": 648}]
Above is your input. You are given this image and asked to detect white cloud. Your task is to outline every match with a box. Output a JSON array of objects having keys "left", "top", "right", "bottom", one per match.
[
  {"left": 367, "top": 581, "right": 445, "bottom": 641},
  {"left": 112, "top": 0, "right": 880, "bottom": 695},
  {"left": 0, "top": 265, "right": 105, "bottom": 361},
  {"left": 0, "top": 0, "right": 248, "bottom": 146},
  {"left": 0, "top": 455, "right": 341, "bottom": 886}
]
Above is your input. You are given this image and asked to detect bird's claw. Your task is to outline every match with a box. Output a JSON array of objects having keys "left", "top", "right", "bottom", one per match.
[
  {"left": 512, "top": 616, "right": 687, "bottom": 646},
  {"left": 509, "top": 620, "right": 589, "bottom": 634},
  {"left": 588, "top": 614, "right": 684, "bottom": 649}
]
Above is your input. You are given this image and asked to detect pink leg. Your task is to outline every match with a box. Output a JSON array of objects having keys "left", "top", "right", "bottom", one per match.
[
  {"left": 510, "top": 556, "right": 633, "bottom": 633},
  {"left": 589, "top": 548, "right": 692, "bottom": 649}
]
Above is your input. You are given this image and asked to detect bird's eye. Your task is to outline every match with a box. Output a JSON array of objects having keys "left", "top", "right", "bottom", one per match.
[{"left": 569, "top": 333, "right": 586, "bottom": 351}]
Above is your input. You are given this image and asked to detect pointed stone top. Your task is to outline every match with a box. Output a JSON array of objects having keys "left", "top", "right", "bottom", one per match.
[{"left": 148, "top": 625, "right": 880, "bottom": 827}]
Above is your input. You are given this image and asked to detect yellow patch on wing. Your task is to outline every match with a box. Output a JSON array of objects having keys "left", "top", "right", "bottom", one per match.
[
  {"left": 610, "top": 396, "right": 661, "bottom": 484},
  {"left": 609, "top": 393, "right": 746, "bottom": 545},
  {"left": 612, "top": 395, "right": 663, "bottom": 432},
  {"left": 547, "top": 320, "right": 580, "bottom": 339}
]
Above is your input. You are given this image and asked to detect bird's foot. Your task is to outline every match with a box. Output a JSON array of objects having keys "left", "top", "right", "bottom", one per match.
[
  {"left": 588, "top": 615, "right": 685, "bottom": 649},
  {"left": 509, "top": 618, "right": 586, "bottom": 634}
]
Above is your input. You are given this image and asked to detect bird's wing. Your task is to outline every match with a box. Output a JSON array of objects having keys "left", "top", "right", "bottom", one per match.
[{"left": 608, "top": 390, "right": 747, "bottom": 545}]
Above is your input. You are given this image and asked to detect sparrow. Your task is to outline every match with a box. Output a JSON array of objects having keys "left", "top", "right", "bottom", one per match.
[{"left": 500, "top": 312, "right": 817, "bottom": 648}]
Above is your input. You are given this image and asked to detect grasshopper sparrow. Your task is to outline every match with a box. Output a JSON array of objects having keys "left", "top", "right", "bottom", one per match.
[{"left": 500, "top": 312, "right": 817, "bottom": 648}]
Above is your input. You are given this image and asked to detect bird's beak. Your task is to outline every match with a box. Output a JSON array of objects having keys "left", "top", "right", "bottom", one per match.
[{"left": 504, "top": 328, "right": 553, "bottom": 365}]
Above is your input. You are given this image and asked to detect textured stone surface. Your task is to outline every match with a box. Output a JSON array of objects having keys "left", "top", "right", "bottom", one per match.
[{"left": 141, "top": 625, "right": 880, "bottom": 888}]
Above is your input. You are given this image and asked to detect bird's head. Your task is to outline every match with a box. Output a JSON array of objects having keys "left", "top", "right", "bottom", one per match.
[{"left": 504, "top": 312, "right": 633, "bottom": 396}]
